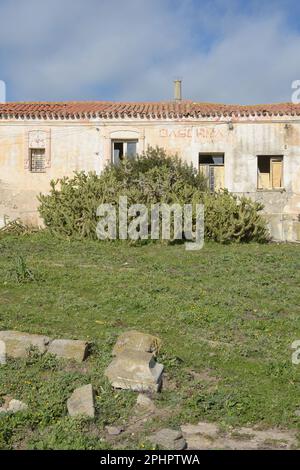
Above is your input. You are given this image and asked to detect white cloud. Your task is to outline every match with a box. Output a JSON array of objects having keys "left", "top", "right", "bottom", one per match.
[{"left": 0, "top": 0, "right": 299, "bottom": 103}]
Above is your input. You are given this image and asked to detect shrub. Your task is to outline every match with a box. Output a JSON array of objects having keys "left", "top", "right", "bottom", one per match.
[
  {"left": 203, "top": 191, "right": 269, "bottom": 243},
  {"left": 38, "top": 146, "right": 269, "bottom": 243},
  {"left": 38, "top": 147, "right": 207, "bottom": 239}
]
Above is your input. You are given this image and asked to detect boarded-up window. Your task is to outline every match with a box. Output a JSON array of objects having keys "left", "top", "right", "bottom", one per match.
[
  {"left": 30, "top": 148, "right": 46, "bottom": 173},
  {"left": 257, "top": 156, "right": 283, "bottom": 189},
  {"left": 199, "top": 154, "right": 225, "bottom": 191}
]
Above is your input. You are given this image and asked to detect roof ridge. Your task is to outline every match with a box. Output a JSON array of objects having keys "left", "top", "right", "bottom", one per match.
[{"left": 1, "top": 100, "right": 300, "bottom": 119}]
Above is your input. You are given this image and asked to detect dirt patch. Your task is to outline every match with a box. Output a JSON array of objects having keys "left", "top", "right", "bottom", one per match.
[
  {"left": 105, "top": 404, "right": 176, "bottom": 449},
  {"left": 187, "top": 368, "right": 219, "bottom": 383},
  {"left": 181, "top": 421, "right": 298, "bottom": 450},
  {"left": 186, "top": 368, "right": 219, "bottom": 391},
  {"left": 161, "top": 373, "right": 179, "bottom": 392}
]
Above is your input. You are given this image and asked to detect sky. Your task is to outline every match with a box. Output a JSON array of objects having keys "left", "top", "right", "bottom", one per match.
[{"left": 0, "top": 0, "right": 300, "bottom": 104}]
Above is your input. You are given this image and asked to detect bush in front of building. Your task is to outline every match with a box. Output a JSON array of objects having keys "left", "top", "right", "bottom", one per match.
[
  {"left": 203, "top": 190, "right": 269, "bottom": 243},
  {"left": 38, "top": 146, "right": 269, "bottom": 243},
  {"left": 38, "top": 147, "right": 206, "bottom": 239}
]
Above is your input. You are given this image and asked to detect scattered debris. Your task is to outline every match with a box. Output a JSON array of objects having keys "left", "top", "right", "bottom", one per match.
[
  {"left": 105, "top": 350, "right": 163, "bottom": 392},
  {"left": 0, "top": 218, "right": 35, "bottom": 236},
  {"left": 180, "top": 421, "right": 297, "bottom": 450},
  {"left": 0, "top": 330, "right": 90, "bottom": 362},
  {"left": 0, "top": 326, "right": 297, "bottom": 451},
  {"left": 48, "top": 339, "right": 89, "bottom": 362},
  {"left": 0, "top": 331, "right": 51, "bottom": 358},
  {"left": 112, "top": 330, "right": 162, "bottom": 356},
  {"left": 0, "top": 398, "right": 28, "bottom": 414},
  {"left": 149, "top": 428, "right": 186, "bottom": 450},
  {"left": 67, "top": 384, "right": 95, "bottom": 418},
  {"left": 106, "top": 331, "right": 164, "bottom": 392},
  {"left": 105, "top": 425, "right": 124, "bottom": 436}
]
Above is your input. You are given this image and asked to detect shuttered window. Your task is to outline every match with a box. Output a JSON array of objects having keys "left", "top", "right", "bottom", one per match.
[
  {"left": 199, "top": 154, "right": 225, "bottom": 191},
  {"left": 257, "top": 156, "right": 283, "bottom": 189}
]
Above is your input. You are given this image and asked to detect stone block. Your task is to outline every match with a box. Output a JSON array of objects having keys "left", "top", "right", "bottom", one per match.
[
  {"left": 105, "top": 350, "right": 163, "bottom": 392},
  {"left": 0, "top": 331, "right": 51, "bottom": 358},
  {"left": 112, "top": 330, "right": 161, "bottom": 356},
  {"left": 48, "top": 339, "right": 89, "bottom": 362},
  {"left": 67, "top": 384, "right": 95, "bottom": 418}
]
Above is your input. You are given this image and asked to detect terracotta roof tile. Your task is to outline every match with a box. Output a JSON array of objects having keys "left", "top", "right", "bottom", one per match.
[{"left": 1, "top": 100, "right": 300, "bottom": 119}]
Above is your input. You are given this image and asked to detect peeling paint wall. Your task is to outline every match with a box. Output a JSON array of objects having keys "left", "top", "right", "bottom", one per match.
[
  {"left": 0, "top": 117, "right": 300, "bottom": 240},
  {"left": 0, "top": 123, "right": 102, "bottom": 225}
]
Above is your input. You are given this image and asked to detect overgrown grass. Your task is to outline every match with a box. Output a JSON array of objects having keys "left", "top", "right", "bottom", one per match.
[{"left": 0, "top": 232, "right": 300, "bottom": 449}]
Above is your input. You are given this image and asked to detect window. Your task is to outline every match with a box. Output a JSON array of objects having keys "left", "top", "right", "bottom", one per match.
[
  {"left": 112, "top": 140, "right": 138, "bottom": 165},
  {"left": 30, "top": 148, "right": 46, "bottom": 173},
  {"left": 26, "top": 130, "right": 50, "bottom": 171},
  {"left": 199, "top": 153, "right": 225, "bottom": 191},
  {"left": 257, "top": 156, "right": 283, "bottom": 190}
]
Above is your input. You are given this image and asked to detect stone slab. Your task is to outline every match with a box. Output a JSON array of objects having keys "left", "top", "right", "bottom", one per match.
[
  {"left": 48, "top": 339, "right": 89, "bottom": 362},
  {"left": 67, "top": 384, "right": 95, "bottom": 418},
  {"left": 0, "top": 331, "right": 51, "bottom": 358}
]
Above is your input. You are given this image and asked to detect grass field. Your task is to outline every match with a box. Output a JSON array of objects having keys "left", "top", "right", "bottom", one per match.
[{"left": 0, "top": 233, "right": 300, "bottom": 449}]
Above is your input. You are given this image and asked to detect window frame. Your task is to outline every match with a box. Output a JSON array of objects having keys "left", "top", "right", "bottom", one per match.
[
  {"left": 26, "top": 129, "right": 51, "bottom": 171},
  {"left": 257, "top": 155, "right": 284, "bottom": 190},
  {"left": 199, "top": 153, "right": 225, "bottom": 192},
  {"left": 30, "top": 148, "right": 46, "bottom": 173},
  {"left": 111, "top": 139, "right": 138, "bottom": 165}
]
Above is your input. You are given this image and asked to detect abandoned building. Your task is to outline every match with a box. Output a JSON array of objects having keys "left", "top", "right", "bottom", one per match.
[{"left": 0, "top": 83, "right": 300, "bottom": 241}]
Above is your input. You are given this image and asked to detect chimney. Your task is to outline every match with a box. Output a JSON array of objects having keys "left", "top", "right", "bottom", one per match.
[{"left": 173, "top": 79, "right": 182, "bottom": 101}]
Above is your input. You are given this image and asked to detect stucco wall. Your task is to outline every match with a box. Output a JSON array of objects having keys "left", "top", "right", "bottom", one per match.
[
  {"left": 0, "top": 122, "right": 102, "bottom": 225},
  {"left": 0, "top": 117, "right": 300, "bottom": 240}
]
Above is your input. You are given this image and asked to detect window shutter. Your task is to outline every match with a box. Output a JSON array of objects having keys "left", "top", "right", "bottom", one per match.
[{"left": 271, "top": 159, "right": 282, "bottom": 188}]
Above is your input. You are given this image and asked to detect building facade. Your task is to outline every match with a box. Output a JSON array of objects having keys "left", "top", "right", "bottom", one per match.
[{"left": 0, "top": 100, "right": 300, "bottom": 241}]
